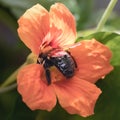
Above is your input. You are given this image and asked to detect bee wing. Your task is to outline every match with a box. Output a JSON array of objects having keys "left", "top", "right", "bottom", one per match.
[
  {"left": 50, "top": 43, "right": 81, "bottom": 57},
  {"left": 51, "top": 51, "right": 68, "bottom": 57},
  {"left": 62, "top": 42, "right": 81, "bottom": 51}
]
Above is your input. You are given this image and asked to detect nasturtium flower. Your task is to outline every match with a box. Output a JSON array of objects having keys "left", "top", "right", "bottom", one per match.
[{"left": 17, "top": 3, "right": 113, "bottom": 117}]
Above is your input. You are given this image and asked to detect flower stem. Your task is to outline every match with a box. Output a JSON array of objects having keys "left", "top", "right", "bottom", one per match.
[
  {"left": 0, "top": 62, "right": 27, "bottom": 87},
  {"left": 0, "top": 53, "right": 36, "bottom": 89},
  {"left": 96, "top": 0, "right": 118, "bottom": 32},
  {"left": 0, "top": 53, "right": 36, "bottom": 88},
  {"left": 0, "top": 83, "right": 17, "bottom": 94}
]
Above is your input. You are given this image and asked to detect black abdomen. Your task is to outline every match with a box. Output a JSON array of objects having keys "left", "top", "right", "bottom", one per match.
[{"left": 50, "top": 52, "right": 76, "bottom": 78}]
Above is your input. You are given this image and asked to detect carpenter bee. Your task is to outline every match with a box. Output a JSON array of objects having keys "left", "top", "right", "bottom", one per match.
[{"left": 37, "top": 47, "right": 77, "bottom": 85}]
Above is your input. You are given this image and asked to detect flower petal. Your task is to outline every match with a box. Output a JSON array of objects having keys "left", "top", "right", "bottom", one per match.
[
  {"left": 53, "top": 76, "right": 101, "bottom": 117},
  {"left": 17, "top": 64, "right": 56, "bottom": 111},
  {"left": 48, "top": 3, "right": 76, "bottom": 48},
  {"left": 69, "top": 39, "right": 113, "bottom": 83},
  {"left": 17, "top": 4, "right": 49, "bottom": 55}
]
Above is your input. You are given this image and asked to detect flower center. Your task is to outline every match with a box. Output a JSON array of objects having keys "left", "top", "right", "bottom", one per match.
[{"left": 42, "top": 66, "right": 66, "bottom": 85}]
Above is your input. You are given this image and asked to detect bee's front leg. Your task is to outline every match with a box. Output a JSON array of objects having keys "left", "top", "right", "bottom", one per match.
[
  {"left": 43, "top": 59, "right": 53, "bottom": 85},
  {"left": 45, "top": 68, "right": 51, "bottom": 85}
]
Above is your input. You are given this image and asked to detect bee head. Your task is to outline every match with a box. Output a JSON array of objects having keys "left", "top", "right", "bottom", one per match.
[{"left": 37, "top": 53, "right": 47, "bottom": 64}]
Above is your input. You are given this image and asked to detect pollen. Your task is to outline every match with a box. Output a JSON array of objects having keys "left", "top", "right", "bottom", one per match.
[{"left": 50, "top": 67, "right": 66, "bottom": 83}]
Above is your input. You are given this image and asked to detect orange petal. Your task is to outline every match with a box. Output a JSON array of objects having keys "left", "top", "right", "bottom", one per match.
[
  {"left": 69, "top": 39, "right": 113, "bottom": 83},
  {"left": 48, "top": 3, "right": 76, "bottom": 48},
  {"left": 17, "top": 64, "right": 56, "bottom": 111},
  {"left": 53, "top": 76, "right": 101, "bottom": 117},
  {"left": 17, "top": 4, "right": 49, "bottom": 55}
]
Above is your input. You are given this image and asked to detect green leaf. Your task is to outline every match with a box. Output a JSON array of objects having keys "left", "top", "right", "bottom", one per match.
[
  {"left": 106, "top": 13, "right": 120, "bottom": 30},
  {"left": 77, "top": 32, "right": 120, "bottom": 66},
  {"left": 6, "top": 94, "right": 37, "bottom": 120},
  {"left": 36, "top": 104, "right": 76, "bottom": 120},
  {"left": 0, "top": 90, "right": 18, "bottom": 120}
]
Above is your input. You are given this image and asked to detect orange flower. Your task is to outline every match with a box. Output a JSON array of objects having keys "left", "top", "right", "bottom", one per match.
[{"left": 17, "top": 3, "right": 113, "bottom": 117}]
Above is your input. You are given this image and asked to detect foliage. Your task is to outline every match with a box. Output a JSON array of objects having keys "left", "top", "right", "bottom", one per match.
[{"left": 0, "top": 0, "right": 120, "bottom": 120}]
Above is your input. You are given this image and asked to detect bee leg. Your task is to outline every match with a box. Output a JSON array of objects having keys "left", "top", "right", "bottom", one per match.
[
  {"left": 45, "top": 68, "right": 51, "bottom": 85},
  {"left": 44, "top": 59, "right": 53, "bottom": 85}
]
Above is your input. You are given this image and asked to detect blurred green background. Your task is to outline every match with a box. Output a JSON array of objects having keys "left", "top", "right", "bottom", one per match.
[{"left": 0, "top": 0, "right": 120, "bottom": 120}]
